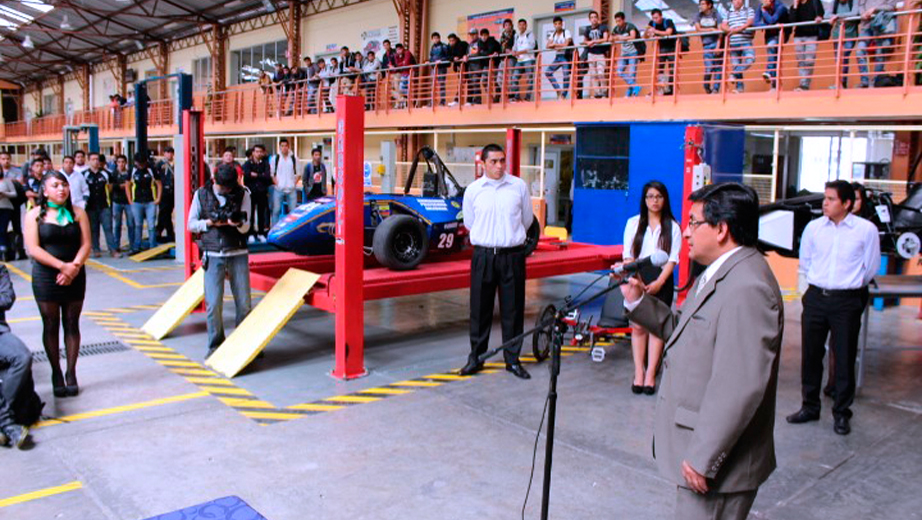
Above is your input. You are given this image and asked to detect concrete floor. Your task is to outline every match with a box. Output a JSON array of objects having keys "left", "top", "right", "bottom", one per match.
[{"left": 2, "top": 254, "right": 921, "bottom": 520}]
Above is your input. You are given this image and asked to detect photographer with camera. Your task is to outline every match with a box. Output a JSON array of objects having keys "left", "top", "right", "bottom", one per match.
[{"left": 188, "top": 163, "right": 253, "bottom": 358}]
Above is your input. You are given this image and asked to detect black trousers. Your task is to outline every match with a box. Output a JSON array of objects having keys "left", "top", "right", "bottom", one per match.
[
  {"left": 157, "top": 198, "right": 175, "bottom": 241},
  {"left": 251, "top": 192, "right": 270, "bottom": 236},
  {"left": 469, "top": 247, "right": 526, "bottom": 365},
  {"left": 801, "top": 286, "right": 865, "bottom": 419}
]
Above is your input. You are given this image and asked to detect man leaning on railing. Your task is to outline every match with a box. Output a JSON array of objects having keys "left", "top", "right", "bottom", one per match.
[
  {"left": 755, "top": 0, "right": 790, "bottom": 90},
  {"left": 510, "top": 19, "right": 537, "bottom": 102},
  {"left": 855, "top": 0, "right": 899, "bottom": 88}
]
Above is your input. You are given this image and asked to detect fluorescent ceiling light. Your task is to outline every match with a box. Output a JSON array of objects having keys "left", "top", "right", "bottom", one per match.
[
  {"left": 261, "top": 0, "right": 276, "bottom": 14},
  {"left": 19, "top": 1, "right": 55, "bottom": 14},
  {"left": 135, "top": 39, "right": 144, "bottom": 50},
  {"left": 22, "top": 35, "right": 34, "bottom": 49},
  {"left": 60, "top": 14, "right": 72, "bottom": 30}
]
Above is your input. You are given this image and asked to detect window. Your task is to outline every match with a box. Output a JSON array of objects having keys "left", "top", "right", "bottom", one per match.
[
  {"left": 193, "top": 57, "right": 212, "bottom": 91},
  {"left": 575, "top": 127, "right": 630, "bottom": 190},
  {"left": 42, "top": 93, "right": 56, "bottom": 115},
  {"left": 230, "top": 40, "right": 287, "bottom": 85}
]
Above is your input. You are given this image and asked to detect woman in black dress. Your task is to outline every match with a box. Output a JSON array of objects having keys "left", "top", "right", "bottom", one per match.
[{"left": 24, "top": 171, "right": 91, "bottom": 398}]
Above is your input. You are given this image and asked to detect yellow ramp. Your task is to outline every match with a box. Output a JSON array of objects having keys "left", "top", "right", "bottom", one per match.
[
  {"left": 140, "top": 269, "right": 205, "bottom": 340},
  {"left": 544, "top": 226, "right": 568, "bottom": 241},
  {"left": 206, "top": 268, "right": 319, "bottom": 378},
  {"left": 130, "top": 242, "right": 175, "bottom": 262}
]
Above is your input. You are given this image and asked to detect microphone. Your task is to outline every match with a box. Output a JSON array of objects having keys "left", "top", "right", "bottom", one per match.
[{"left": 612, "top": 250, "right": 669, "bottom": 276}]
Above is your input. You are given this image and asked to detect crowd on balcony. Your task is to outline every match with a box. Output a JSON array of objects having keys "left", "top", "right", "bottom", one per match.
[{"left": 245, "top": 0, "right": 911, "bottom": 115}]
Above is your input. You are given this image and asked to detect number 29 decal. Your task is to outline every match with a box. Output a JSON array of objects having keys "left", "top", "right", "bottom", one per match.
[{"left": 437, "top": 233, "right": 455, "bottom": 249}]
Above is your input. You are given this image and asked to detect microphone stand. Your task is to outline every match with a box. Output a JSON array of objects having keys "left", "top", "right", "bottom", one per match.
[{"left": 477, "top": 276, "right": 629, "bottom": 520}]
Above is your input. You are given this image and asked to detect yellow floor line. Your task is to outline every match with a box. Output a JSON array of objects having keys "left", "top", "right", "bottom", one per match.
[
  {"left": 85, "top": 260, "right": 183, "bottom": 290},
  {"left": 158, "top": 360, "right": 202, "bottom": 368},
  {"left": 217, "top": 397, "right": 275, "bottom": 409},
  {"left": 239, "top": 411, "right": 306, "bottom": 420},
  {"left": 391, "top": 381, "right": 442, "bottom": 387},
  {"left": 3, "top": 262, "right": 32, "bottom": 282},
  {"left": 359, "top": 388, "right": 412, "bottom": 395},
  {"left": 200, "top": 386, "right": 253, "bottom": 396},
  {"left": 185, "top": 377, "right": 235, "bottom": 386},
  {"left": 287, "top": 403, "right": 344, "bottom": 412},
  {"left": 424, "top": 373, "right": 470, "bottom": 381},
  {"left": 324, "top": 395, "right": 381, "bottom": 403},
  {"left": 0, "top": 481, "right": 83, "bottom": 508},
  {"left": 8, "top": 316, "right": 40, "bottom": 324},
  {"left": 34, "top": 392, "right": 209, "bottom": 429}
]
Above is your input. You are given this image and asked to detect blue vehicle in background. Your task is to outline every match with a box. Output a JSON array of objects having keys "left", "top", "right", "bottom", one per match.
[{"left": 268, "top": 147, "right": 540, "bottom": 270}]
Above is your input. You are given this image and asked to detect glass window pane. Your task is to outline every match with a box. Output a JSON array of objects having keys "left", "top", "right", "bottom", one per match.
[{"left": 253, "top": 46, "right": 264, "bottom": 71}]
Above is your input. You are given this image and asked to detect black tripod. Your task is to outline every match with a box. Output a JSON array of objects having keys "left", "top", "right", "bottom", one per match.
[{"left": 477, "top": 276, "right": 628, "bottom": 520}]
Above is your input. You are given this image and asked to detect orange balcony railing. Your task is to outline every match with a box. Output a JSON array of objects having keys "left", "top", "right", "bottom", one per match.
[{"left": 4, "top": 9, "right": 920, "bottom": 140}]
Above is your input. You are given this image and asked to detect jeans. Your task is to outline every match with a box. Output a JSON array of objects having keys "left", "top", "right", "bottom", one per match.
[
  {"left": 657, "top": 53, "right": 676, "bottom": 93},
  {"left": 433, "top": 66, "right": 448, "bottom": 104},
  {"left": 111, "top": 202, "right": 136, "bottom": 251},
  {"left": 795, "top": 36, "right": 818, "bottom": 89},
  {"left": 729, "top": 42, "right": 755, "bottom": 91},
  {"left": 87, "top": 207, "right": 117, "bottom": 253},
  {"left": 835, "top": 39, "right": 862, "bottom": 87},
  {"left": 765, "top": 36, "right": 780, "bottom": 83},
  {"left": 587, "top": 53, "right": 609, "bottom": 97},
  {"left": 856, "top": 27, "right": 895, "bottom": 87},
  {"left": 271, "top": 188, "right": 298, "bottom": 226},
  {"left": 702, "top": 40, "right": 723, "bottom": 93},
  {"left": 131, "top": 201, "right": 158, "bottom": 251},
  {"left": 510, "top": 60, "right": 535, "bottom": 100},
  {"left": 0, "top": 333, "right": 32, "bottom": 427},
  {"left": 617, "top": 52, "right": 638, "bottom": 96},
  {"left": 203, "top": 253, "right": 252, "bottom": 352},
  {"left": 545, "top": 55, "right": 572, "bottom": 97}
]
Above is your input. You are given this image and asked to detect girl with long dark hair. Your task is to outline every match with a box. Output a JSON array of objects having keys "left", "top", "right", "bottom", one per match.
[
  {"left": 850, "top": 181, "right": 874, "bottom": 220},
  {"left": 622, "top": 181, "right": 682, "bottom": 395},
  {"left": 24, "top": 171, "right": 91, "bottom": 398}
]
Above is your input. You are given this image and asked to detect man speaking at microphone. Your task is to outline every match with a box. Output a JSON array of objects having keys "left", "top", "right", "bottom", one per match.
[
  {"left": 618, "top": 183, "right": 783, "bottom": 520},
  {"left": 459, "top": 143, "right": 534, "bottom": 380}
]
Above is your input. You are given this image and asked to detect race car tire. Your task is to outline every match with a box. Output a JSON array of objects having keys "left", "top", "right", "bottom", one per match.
[
  {"left": 532, "top": 303, "right": 557, "bottom": 362},
  {"left": 373, "top": 215, "right": 430, "bottom": 270},
  {"left": 523, "top": 219, "right": 541, "bottom": 256}
]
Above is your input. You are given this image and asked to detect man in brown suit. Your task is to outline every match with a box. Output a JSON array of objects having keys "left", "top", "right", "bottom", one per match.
[{"left": 619, "top": 183, "right": 784, "bottom": 520}]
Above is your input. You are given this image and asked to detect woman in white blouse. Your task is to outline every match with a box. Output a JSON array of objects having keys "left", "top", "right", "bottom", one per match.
[{"left": 622, "top": 181, "right": 682, "bottom": 395}]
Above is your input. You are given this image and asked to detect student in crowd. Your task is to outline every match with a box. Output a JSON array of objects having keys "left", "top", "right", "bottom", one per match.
[
  {"left": 612, "top": 12, "right": 642, "bottom": 97},
  {"left": 723, "top": 0, "right": 756, "bottom": 93},
  {"left": 855, "top": 0, "right": 899, "bottom": 88},
  {"left": 790, "top": 0, "right": 826, "bottom": 91},
  {"left": 0, "top": 152, "right": 26, "bottom": 260},
  {"left": 303, "top": 148, "right": 329, "bottom": 202},
  {"left": 110, "top": 154, "right": 135, "bottom": 254},
  {"left": 463, "top": 28, "right": 484, "bottom": 105},
  {"left": 830, "top": 0, "right": 861, "bottom": 88},
  {"left": 270, "top": 139, "right": 298, "bottom": 225},
  {"left": 447, "top": 33, "right": 469, "bottom": 106},
  {"left": 696, "top": 0, "right": 724, "bottom": 94},
  {"left": 187, "top": 164, "right": 253, "bottom": 359},
  {"left": 24, "top": 159, "right": 45, "bottom": 208},
  {"left": 156, "top": 147, "right": 175, "bottom": 243},
  {"left": 0, "top": 166, "right": 15, "bottom": 258},
  {"left": 474, "top": 29, "right": 501, "bottom": 103},
  {"left": 498, "top": 19, "right": 517, "bottom": 99},
  {"left": 756, "top": 0, "right": 790, "bottom": 89},
  {"left": 73, "top": 150, "right": 90, "bottom": 175},
  {"left": 429, "top": 32, "right": 451, "bottom": 106},
  {"left": 242, "top": 144, "right": 272, "bottom": 243},
  {"left": 583, "top": 10, "right": 611, "bottom": 99},
  {"left": 0, "top": 263, "right": 33, "bottom": 449},
  {"left": 128, "top": 153, "right": 162, "bottom": 255},
  {"left": 362, "top": 51, "right": 381, "bottom": 108},
  {"left": 220, "top": 148, "right": 244, "bottom": 185},
  {"left": 545, "top": 16, "right": 574, "bottom": 100},
  {"left": 510, "top": 19, "right": 537, "bottom": 102},
  {"left": 42, "top": 157, "right": 55, "bottom": 175},
  {"left": 391, "top": 43, "right": 417, "bottom": 108},
  {"left": 24, "top": 171, "right": 91, "bottom": 398},
  {"left": 788, "top": 181, "right": 880, "bottom": 436},
  {"left": 646, "top": 9, "right": 678, "bottom": 96},
  {"left": 622, "top": 181, "right": 681, "bottom": 395},
  {"left": 325, "top": 57, "right": 339, "bottom": 112},
  {"left": 59, "top": 156, "right": 88, "bottom": 210},
  {"left": 84, "top": 153, "right": 118, "bottom": 258},
  {"left": 380, "top": 39, "right": 397, "bottom": 69}
]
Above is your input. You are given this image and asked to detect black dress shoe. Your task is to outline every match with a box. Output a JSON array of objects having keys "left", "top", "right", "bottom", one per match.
[
  {"left": 631, "top": 384, "right": 643, "bottom": 395},
  {"left": 786, "top": 408, "right": 820, "bottom": 424},
  {"left": 505, "top": 363, "right": 531, "bottom": 379},
  {"left": 459, "top": 360, "right": 483, "bottom": 376},
  {"left": 643, "top": 385, "right": 656, "bottom": 395},
  {"left": 834, "top": 416, "right": 851, "bottom": 435}
]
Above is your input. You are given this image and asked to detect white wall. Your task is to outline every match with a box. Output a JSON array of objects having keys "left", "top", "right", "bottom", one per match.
[
  {"left": 92, "top": 69, "right": 117, "bottom": 108},
  {"left": 302, "top": 0, "right": 397, "bottom": 57},
  {"left": 63, "top": 78, "right": 83, "bottom": 112}
]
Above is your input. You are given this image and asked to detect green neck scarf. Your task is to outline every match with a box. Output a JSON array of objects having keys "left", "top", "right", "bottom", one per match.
[{"left": 47, "top": 201, "right": 74, "bottom": 225}]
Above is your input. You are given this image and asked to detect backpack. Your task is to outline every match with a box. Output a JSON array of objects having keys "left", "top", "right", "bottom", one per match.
[
  {"left": 12, "top": 368, "right": 45, "bottom": 427},
  {"left": 273, "top": 154, "right": 298, "bottom": 176}
]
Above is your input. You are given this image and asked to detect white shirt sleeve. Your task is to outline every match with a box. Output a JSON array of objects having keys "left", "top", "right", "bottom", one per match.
[
  {"left": 622, "top": 216, "right": 638, "bottom": 261},
  {"left": 188, "top": 190, "right": 208, "bottom": 234},
  {"left": 862, "top": 222, "right": 881, "bottom": 286},
  {"left": 669, "top": 219, "right": 682, "bottom": 264},
  {"left": 462, "top": 183, "right": 475, "bottom": 232},
  {"left": 520, "top": 179, "right": 534, "bottom": 230},
  {"left": 799, "top": 220, "right": 815, "bottom": 275},
  {"left": 237, "top": 189, "right": 253, "bottom": 235}
]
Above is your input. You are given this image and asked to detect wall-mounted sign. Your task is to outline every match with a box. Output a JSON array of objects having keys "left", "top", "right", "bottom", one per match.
[
  {"left": 361, "top": 26, "right": 399, "bottom": 55},
  {"left": 554, "top": 1, "right": 576, "bottom": 12},
  {"left": 466, "top": 8, "right": 515, "bottom": 36}
]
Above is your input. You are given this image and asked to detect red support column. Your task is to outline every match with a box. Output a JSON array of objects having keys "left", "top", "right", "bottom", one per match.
[
  {"left": 332, "top": 94, "right": 367, "bottom": 380},
  {"left": 677, "top": 125, "right": 704, "bottom": 305},
  {"left": 506, "top": 127, "right": 522, "bottom": 178}
]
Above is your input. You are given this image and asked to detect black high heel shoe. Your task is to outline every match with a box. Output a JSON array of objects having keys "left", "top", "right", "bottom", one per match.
[
  {"left": 65, "top": 373, "right": 79, "bottom": 397},
  {"left": 52, "top": 372, "right": 66, "bottom": 398},
  {"left": 631, "top": 384, "right": 644, "bottom": 394},
  {"left": 643, "top": 385, "right": 656, "bottom": 395}
]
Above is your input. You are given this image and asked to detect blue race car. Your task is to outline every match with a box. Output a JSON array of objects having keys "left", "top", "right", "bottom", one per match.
[{"left": 268, "top": 147, "right": 539, "bottom": 270}]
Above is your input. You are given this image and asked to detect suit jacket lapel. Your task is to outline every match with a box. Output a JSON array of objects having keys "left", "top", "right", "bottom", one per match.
[{"left": 664, "top": 248, "right": 758, "bottom": 352}]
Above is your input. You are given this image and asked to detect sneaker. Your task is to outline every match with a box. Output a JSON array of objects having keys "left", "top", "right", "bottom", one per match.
[
  {"left": 247, "top": 236, "right": 256, "bottom": 245},
  {"left": 2, "top": 424, "right": 29, "bottom": 450},
  {"left": 448, "top": 101, "right": 458, "bottom": 107},
  {"left": 762, "top": 72, "right": 772, "bottom": 84},
  {"left": 0, "top": 427, "right": 7, "bottom": 447},
  {"left": 258, "top": 235, "right": 267, "bottom": 244}
]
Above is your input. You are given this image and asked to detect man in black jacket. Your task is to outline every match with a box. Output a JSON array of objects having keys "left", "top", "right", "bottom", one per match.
[
  {"left": 447, "top": 33, "right": 469, "bottom": 106},
  {"left": 475, "top": 28, "right": 502, "bottom": 104},
  {"left": 242, "top": 144, "right": 272, "bottom": 242},
  {"left": 0, "top": 265, "right": 33, "bottom": 449}
]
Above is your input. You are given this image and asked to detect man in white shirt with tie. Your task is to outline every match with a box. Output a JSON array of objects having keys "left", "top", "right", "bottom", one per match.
[
  {"left": 459, "top": 143, "right": 534, "bottom": 379},
  {"left": 787, "top": 180, "right": 880, "bottom": 436}
]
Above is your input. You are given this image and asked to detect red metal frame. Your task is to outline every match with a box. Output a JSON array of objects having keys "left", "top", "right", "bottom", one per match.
[
  {"left": 506, "top": 127, "right": 522, "bottom": 178},
  {"left": 332, "top": 95, "right": 367, "bottom": 380},
  {"left": 678, "top": 125, "right": 705, "bottom": 305},
  {"left": 182, "top": 109, "right": 205, "bottom": 279}
]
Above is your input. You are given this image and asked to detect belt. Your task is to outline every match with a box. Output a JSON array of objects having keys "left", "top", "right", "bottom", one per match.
[
  {"left": 474, "top": 244, "right": 526, "bottom": 255},
  {"left": 809, "top": 285, "right": 864, "bottom": 297}
]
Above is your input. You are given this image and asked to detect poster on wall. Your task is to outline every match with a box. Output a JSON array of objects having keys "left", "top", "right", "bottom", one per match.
[
  {"left": 465, "top": 8, "right": 515, "bottom": 36},
  {"left": 361, "top": 26, "right": 399, "bottom": 55}
]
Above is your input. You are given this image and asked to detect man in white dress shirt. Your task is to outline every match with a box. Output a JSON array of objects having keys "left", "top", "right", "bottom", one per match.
[
  {"left": 459, "top": 143, "right": 534, "bottom": 379},
  {"left": 787, "top": 180, "right": 880, "bottom": 436},
  {"left": 60, "top": 155, "right": 89, "bottom": 209}
]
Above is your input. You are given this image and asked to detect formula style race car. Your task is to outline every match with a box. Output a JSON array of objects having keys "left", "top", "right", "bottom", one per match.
[
  {"left": 268, "top": 146, "right": 540, "bottom": 270},
  {"left": 758, "top": 182, "right": 922, "bottom": 260}
]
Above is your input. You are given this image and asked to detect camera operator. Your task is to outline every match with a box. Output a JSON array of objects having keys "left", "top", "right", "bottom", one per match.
[{"left": 188, "top": 164, "right": 253, "bottom": 358}]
